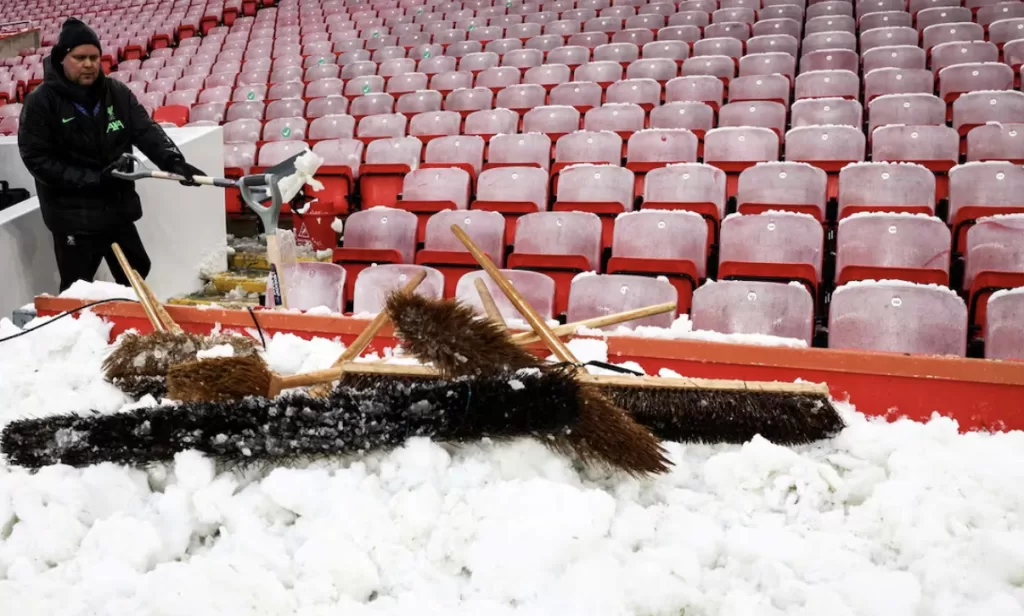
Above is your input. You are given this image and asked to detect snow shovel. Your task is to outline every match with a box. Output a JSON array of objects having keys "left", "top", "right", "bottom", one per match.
[{"left": 111, "top": 152, "right": 305, "bottom": 308}]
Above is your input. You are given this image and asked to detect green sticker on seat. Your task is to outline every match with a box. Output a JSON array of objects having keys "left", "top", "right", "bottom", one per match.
[
  {"left": 247, "top": 90, "right": 255, "bottom": 100},
  {"left": 423, "top": 50, "right": 431, "bottom": 58},
  {"left": 317, "top": 57, "right": 325, "bottom": 65},
  {"left": 372, "top": 30, "right": 380, "bottom": 37},
  {"left": 468, "top": 24, "right": 475, "bottom": 30},
  {"left": 282, "top": 126, "right": 291, "bottom": 137},
  {"left": 362, "top": 83, "right": 370, "bottom": 93}
]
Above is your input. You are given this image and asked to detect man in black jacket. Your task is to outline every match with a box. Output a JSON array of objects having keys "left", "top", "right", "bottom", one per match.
[{"left": 18, "top": 18, "right": 207, "bottom": 292}]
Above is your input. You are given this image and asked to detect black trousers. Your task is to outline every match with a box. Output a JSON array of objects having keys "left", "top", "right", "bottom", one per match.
[{"left": 51, "top": 223, "right": 152, "bottom": 293}]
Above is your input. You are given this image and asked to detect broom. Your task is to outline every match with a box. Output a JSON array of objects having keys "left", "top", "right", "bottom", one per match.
[
  {"left": 0, "top": 366, "right": 582, "bottom": 470},
  {"left": 436, "top": 225, "right": 845, "bottom": 446},
  {"left": 103, "top": 244, "right": 260, "bottom": 399},
  {"left": 164, "top": 270, "right": 428, "bottom": 402}
]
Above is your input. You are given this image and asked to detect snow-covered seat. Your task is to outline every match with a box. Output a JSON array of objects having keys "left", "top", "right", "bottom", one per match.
[
  {"left": 265, "top": 262, "right": 346, "bottom": 312},
  {"left": 455, "top": 269, "right": 557, "bottom": 321},
  {"left": 828, "top": 280, "right": 968, "bottom": 357},
  {"left": 948, "top": 162, "right": 1024, "bottom": 252},
  {"left": 566, "top": 274, "right": 678, "bottom": 329},
  {"left": 835, "top": 213, "right": 952, "bottom": 285},
  {"left": 690, "top": 280, "right": 815, "bottom": 345},
  {"left": 352, "top": 263, "right": 445, "bottom": 314},
  {"left": 964, "top": 214, "right": 1024, "bottom": 330},
  {"left": 984, "top": 288, "right": 1024, "bottom": 360},
  {"left": 736, "top": 162, "right": 828, "bottom": 220},
  {"left": 966, "top": 123, "right": 1024, "bottom": 163},
  {"left": 718, "top": 211, "right": 825, "bottom": 294},
  {"left": 837, "top": 162, "right": 937, "bottom": 219},
  {"left": 416, "top": 210, "right": 506, "bottom": 296}
]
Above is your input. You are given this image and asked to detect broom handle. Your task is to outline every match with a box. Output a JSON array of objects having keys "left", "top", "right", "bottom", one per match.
[
  {"left": 333, "top": 269, "right": 427, "bottom": 367},
  {"left": 135, "top": 276, "right": 183, "bottom": 334},
  {"left": 111, "top": 243, "right": 164, "bottom": 333},
  {"left": 474, "top": 278, "right": 505, "bottom": 326},
  {"left": 449, "top": 225, "right": 579, "bottom": 364},
  {"left": 509, "top": 301, "right": 678, "bottom": 344}
]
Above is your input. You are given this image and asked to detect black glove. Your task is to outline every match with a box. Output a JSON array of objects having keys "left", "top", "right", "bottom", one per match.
[
  {"left": 101, "top": 156, "right": 134, "bottom": 180},
  {"left": 168, "top": 160, "right": 206, "bottom": 186}
]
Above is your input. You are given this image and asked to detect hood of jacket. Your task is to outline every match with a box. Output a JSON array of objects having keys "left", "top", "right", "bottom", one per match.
[{"left": 42, "top": 54, "right": 106, "bottom": 108}]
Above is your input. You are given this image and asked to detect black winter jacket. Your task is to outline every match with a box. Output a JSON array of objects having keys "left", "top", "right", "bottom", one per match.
[{"left": 18, "top": 57, "right": 187, "bottom": 234}]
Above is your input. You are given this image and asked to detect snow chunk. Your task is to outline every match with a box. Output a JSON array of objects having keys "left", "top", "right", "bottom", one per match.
[
  {"left": 838, "top": 210, "right": 941, "bottom": 225},
  {"left": 196, "top": 344, "right": 235, "bottom": 359},
  {"left": 330, "top": 217, "right": 345, "bottom": 234},
  {"left": 832, "top": 278, "right": 965, "bottom": 300},
  {"left": 58, "top": 280, "right": 137, "bottom": 301},
  {"left": 990, "top": 286, "right": 1024, "bottom": 302}
]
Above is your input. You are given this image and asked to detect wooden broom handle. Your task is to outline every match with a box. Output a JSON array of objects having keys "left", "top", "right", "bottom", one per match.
[
  {"left": 138, "top": 278, "right": 183, "bottom": 334},
  {"left": 329, "top": 269, "right": 427, "bottom": 368},
  {"left": 111, "top": 243, "right": 164, "bottom": 333},
  {"left": 474, "top": 278, "right": 505, "bottom": 325},
  {"left": 450, "top": 225, "right": 579, "bottom": 364},
  {"left": 509, "top": 301, "right": 677, "bottom": 344}
]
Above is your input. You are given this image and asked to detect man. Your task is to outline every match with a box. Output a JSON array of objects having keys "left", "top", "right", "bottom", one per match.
[{"left": 18, "top": 17, "right": 207, "bottom": 292}]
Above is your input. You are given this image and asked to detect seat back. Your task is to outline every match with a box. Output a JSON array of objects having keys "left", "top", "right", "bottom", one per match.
[
  {"left": 514, "top": 211, "right": 603, "bottom": 269},
  {"left": 352, "top": 264, "right": 445, "bottom": 313},
  {"left": 423, "top": 210, "right": 506, "bottom": 266},
  {"left": 455, "top": 269, "right": 557, "bottom": 321},
  {"left": 719, "top": 212, "right": 825, "bottom": 279},
  {"left": 265, "top": 262, "right": 346, "bottom": 312},
  {"left": 691, "top": 280, "right": 814, "bottom": 344}
]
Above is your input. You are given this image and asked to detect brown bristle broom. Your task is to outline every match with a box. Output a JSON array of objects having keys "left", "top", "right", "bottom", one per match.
[
  {"left": 166, "top": 270, "right": 428, "bottom": 402},
  {"left": 445, "top": 225, "right": 845, "bottom": 447}
]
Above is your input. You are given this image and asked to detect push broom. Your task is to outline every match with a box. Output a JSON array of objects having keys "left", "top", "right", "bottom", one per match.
[{"left": 384, "top": 225, "right": 846, "bottom": 446}]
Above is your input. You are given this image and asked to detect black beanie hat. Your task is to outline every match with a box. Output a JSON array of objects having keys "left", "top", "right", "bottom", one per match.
[{"left": 51, "top": 18, "right": 102, "bottom": 65}]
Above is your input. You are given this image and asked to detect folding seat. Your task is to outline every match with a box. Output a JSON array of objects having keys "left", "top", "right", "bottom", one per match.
[
  {"left": 638, "top": 2, "right": 677, "bottom": 18},
  {"left": 422, "top": 135, "right": 486, "bottom": 179},
  {"left": 261, "top": 116, "right": 307, "bottom": 143},
  {"left": 265, "top": 98, "right": 306, "bottom": 121},
  {"left": 952, "top": 91, "right": 1024, "bottom": 139},
  {"left": 568, "top": 32, "right": 612, "bottom": 50},
  {"left": 551, "top": 129, "right": 622, "bottom": 184},
  {"left": 727, "top": 75, "right": 791, "bottom": 109},
  {"left": 358, "top": 136, "right": 422, "bottom": 210},
  {"left": 625, "top": 129, "right": 699, "bottom": 197},
  {"left": 681, "top": 56, "right": 737, "bottom": 87},
  {"left": 791, "top": 97, "right": 863, "bottom": 128},
  {"left": 267, "top": 80, "right": 304, "bottom": 102},
  {"left": 828, "top": 281, "right": 968, "bottom": 357},
  {"left": 949, "top": 162, "right": 1024, "bottom": 255},
  {"left": 486, "top": 132, "right": 552, "bottom": 171},
  {"left": 147, "top": 77, "right": 177, "bottom": 95},
  {"left": 306, "top": 77, "right": 344, "bottom": 99},
  {"left": 573, "top": 60, "right": 624, "bottom": 89},
  {"left": 133, "top": 68, "right": 160, "bottom": 83},
  {"left": 868, "top": 93, "right": 945, "bottom": 137},
  {"left": 613, "top": 28, "right": 657, "bottom": 48},
  {"left": 799, "top": 49, "right": 859, "bottom": 75},
  {"left": 738, "top": 53, "right": 797, "bottom": 84},
  {"left": 407, "top": 109, "right": 461, "bottom": 143},
  {"left": 691, "top": 280, "right": 814, "bottom": 343},
  {"left": 718, "top": 102, "right": 788, "bottom": 142},
  {"left": 522, "top": 105, "right": 583, "bottom": 146},
  {"left": 127, "top": 81, "right": 149, "bottom": 98},
  {"left": 355, "top": 112, "right": 409, "bottom": 147},
  {"left": 606, "top": 210, "right": 707, "bottom": 311},
  {"left": 458, "top": 52, "right": 500, "bottom": 75},
  {"left": 564, "top": 274, "right": 677, "bottom": 328},
  {"left": 394, "top": 90, "right": 442, "bottom": 118},
  {"left": 803, "top": 31, "right": 857, "bottom": 58},
  {"left": 306, "top": 95, "right": 349, "bottom": 118},
  {"left": 344, "top": 75, "right": 386, "bottom": 100},
  {"left": 984, "top": 287, "right": 1024, "bottom": 360},
  {"left": 350, "top": 93, "right": 397, "bottom": 121},
  {"left": 158, "top": 66, "right": 186, "bottom": 81},
  {"left": 477, "top": 66, "right": 522, "bottom": 94},
  {"left": 523, "top": 63, "right": 572, "bottom": 92},
  {"left": 861, "top": 26, "right": 919, "bottom": 52},
  {"left": 872, "top": 125, "right": 958, "bottom": 203},
  {"left": 966, "top": 122, "right": 1024, "bottom": 163},
  {"left": 444, "top": 86, "right": 494, "bottom": 117},
  {"left": 785, "top": 125, "right": 866, "bottom": 200},
  {"left": 861, "top": 46, "right": 926, "bottom": 74},
  {"left": 643, "top": 163, "right": 728, "bottom": 243},
  {"left": 525, "top": 34, "right": 565, "bottom": 53},
  {"left": 594, "top": 42, "right": 641, "bottom": 67},
  {"left": 414, "top": 210, "right": 507, "bottom": 296},
  {"left": 837, "top": 162, "right": 937, "bottom": 219},
  {"left": 718, "top": 211, "right": 825, "bottom": 295},
  {"left": 860, "top": 11, "right": 914, "bottom": 32},
  {"left": 471, "top": 166, "right": 550, "bottom": 246},
  {"left": 752, "top": 18, "right": 803, "bottom": 40},
  {"left": 501, "top": 48, "right": 545, "bottom": 73},
  {"left": 922, "top": 22, "right": 984, "bottom": 56},
  {"left": 386, "top": 72, "right": 429, "bottom": 96},
  {"left": 583, "top": 103, "right": 646, "bottom": 145},
  {"left": 978, "top": 2, "right": 1024, "bottom": 31},
  {"left": 759, "top": 4, "right": 805, "bottom": 23},
  {"left": 463, "top": 109, "right": 518, "bottom": 145},
  {"left": 377, "top": 59, "right": 417, "bottom": 80},
  {"left": 808, "top": 0, "right": 854, "bottom": 19},
  {"left": 664, "top": 76, "right": 725, "bottom": 111},
  {"left": 930, "top": 41, "right": 999, "bottom": 77},
  {"left": 864, "top": 67, "right": 934, "bottom": 103},
  {"left": 547, "top": 81, "right": 602, "bottom": 113},
  {"left": 308, "top": 114, "right": 357, "bottom": 141},
  {"left": 205, "top": 72, "right": 238, "bottom": 90},
  {"left": 430, "top": 71, "right": 475, "bottom": 96},
  {"left": 175, "top": 74, "right": 206, "bottom": 92},
  {"left": 352, "top": 263, "right": 445, "bottom": 314},
  {"left": 704, "top": 22, "right": 753, "bottom": 42},
  {"left": 507, "top": 211, "right": 603, "bottom": 315},
  {"left": 630, "top": 56, "right": 683, "bottom": 86},
  {"left": 164, "top": 89, "right": 199, "bottom": 108},
  {"left": 735, "top": 162, "right": 828, "bottom": 222},
  {"left": 372, "top": 45, "right": 408, "bottom": 64},
  {"left": 658, "top": 25, "right": 703, "bottom": 45},
  {"left": 703, "top": 127, "right": 780, "bottom": 198},
  {"left": 805, "top": 14, "right": 857, "bottom": 35},
  {"left": 255, "top": 140, "right": 309, "bottom": 176},
  {"left": 269, "top": 66, "right": 304, "bottom": 85},
  {"left": 551, "top": 163, "right": 635, "bottom": 248},
  {"left": 309, "top": 138, "right": 364, "bottom": 216},
  {"left": 694, "top": 37, "right": 744, "bottom": 61},
  {"left": 507, "top": 23, "right": 544, "bottom": 43},
  {"left": 835, "top": 212, "right": 951, "bottom": 286},
  {"left": 397, "top": 167, "right": 473, "bottom": 241},
  {"left": 791, "top": 69, "right": 858, "bottom": 102},
  {"left": 987, "top": 17, "right": 1024, "bottom": 49},
  {"left": 339, "top": 61, "right": 378, "bottom": 81},
  {"left": 189, "top": 102, "right": 227, "bottom": 124},
  {"left": 223, "top": 118, "right": 263, "bottom": 143},
  {"left": 237, "top": 70, "right": 269, "bottom": 87},
  {"left": 746, "top": 34, "right": 800, "bottom": 58}
]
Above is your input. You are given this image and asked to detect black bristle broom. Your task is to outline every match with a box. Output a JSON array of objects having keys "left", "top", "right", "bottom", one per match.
[{"left": 0, "top": 368, "right": 581, "bottom": 470}]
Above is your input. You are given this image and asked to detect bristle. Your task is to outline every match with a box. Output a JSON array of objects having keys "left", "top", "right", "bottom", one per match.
[
  {"left": 1, "top": 368, "right": 581, "bottom": 469},
  {"left": 166, "top": 355, "right": 273, "bottom": 402},
  {"left": 111, "top": 375, "right": 168, "bottom": 400},
  {"left": 607, "top": 386, "right": 845, "bottom": 446},
  {"left": 103, "top": 332, "right": 260, "bottom": 382},
  {"left": 385, "top": 291, "right": 542, "bottom": 377},
  {"left": 555, "top": 383, "right": 672, "bottom": 476}
]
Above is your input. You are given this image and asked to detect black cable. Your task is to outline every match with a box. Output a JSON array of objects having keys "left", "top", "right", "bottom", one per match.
[
  {"left": 246, "top": 305, "right": 267, "bottom": 350},
  {"left": 0, "top": 298, "right": 140, "bottom": 344}
]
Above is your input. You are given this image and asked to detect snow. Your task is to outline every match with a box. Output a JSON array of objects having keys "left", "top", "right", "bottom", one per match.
[
  {"left": 331, "top": 217, "right": 345, "bottom": 235},
  {"left": 990, "top": 286, "right": 1024, "bottom": 302},
  {"left": 838, "top": 210, "right": 941, "bottom": 225},
  {"left": 833, "top": 278, "right": 966, "bottom": 301},
  {"left": 615, "top": 208, "right": 706, "bottom": 222},
  {"left": 574, "top": 314, "right": 810, "bottom": 348},
  {"left": 2, "top": 310, "right": 1024, "bottom": 614},
  {"left": 57, "top": 280, "right": 138, "bottom": 301},
  {"left": 724, "top": 209, "right": 820, "bottom": 222}
]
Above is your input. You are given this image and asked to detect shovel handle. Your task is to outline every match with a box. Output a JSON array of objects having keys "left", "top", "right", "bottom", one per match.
[{"left": 109, "top": 153, "right": 235, "bottom": 187}]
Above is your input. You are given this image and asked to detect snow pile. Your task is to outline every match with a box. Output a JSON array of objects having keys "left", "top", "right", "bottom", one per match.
[
  {"left": 57, "top": 280, "right": 137, "bottom": 301},
  {"left": 1, "top": 312, "right": 1024, "bottom": 614},
  {"left": 575, "top": 313, "right": 809, "bottom": 348}
]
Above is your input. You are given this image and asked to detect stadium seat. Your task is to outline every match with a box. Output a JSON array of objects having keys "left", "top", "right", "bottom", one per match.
[
  {"left": 455, "top": 269, "right": 557, "bottom": 322},
  {"left": 966, "top": 123, "right": 1024, "bottom": 163},
  {"left": 310, "top": 138, "right": 363, "bottom": 215},
  {"left": 949, "top": 162, "right": 1024, "bottom": 253},
  {"left": 552, "top": 163, "right": 635, "bottom": 248},
  {"left": 352, "top": 263, "right": 445, "bottom": 314},
  {"left": 964, "top": 214, "right": 1024, "bottom": 331},
  {"left": 507, "top": 211, "right": 603, "bottom": 316},
  {"left": 625, "top": 129, "right": 699, "bottom": 196},
  {"left": 718, "top": 211, "right": 824, "bottom": 296},
  {"left": 871, "top": 125, "right": 958, "bottom": 201},
  {"left": 791, "top": 98, "right": 863, "bottom": 128},
  {"left": 334, "top": 207, "right": 419, "bottom": 303},
  {"left": 984, "top": 288, "right": 1024, "bottom": 361},
  {"left": 785, "top": 125, "right": 866, "bottom": 199},
  {"left": 703, "top": 127, "right": 780, "bottom": 197},
  {"left": 566, "top": 274, "right": 678, "bottom": 329},
  {"left": 835, "top": 213, "right": 952, "bottom": 285},
  {"left": 415, "top": 210, "right": 507, "bottom": 296},
  {"left": 690, "top": 280, "right": 815, "bottom": 345},
  {"left": 606, "top": 209, "right": 708, "bottom": 313},
  {"left": 736, "top": 162, "right": 828, "bottom": 220},
  {"left": 868, "top": 93, "right": 946, "bottom": 138},
  {"left": 398, "top": 167, "right": 472, "bottom": 242},
  {"left": 828, "top": 281, "right": 968, "bottom": 357},
  {"left": 837, "top": 162, "right": 937, "bottom": 219}
]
